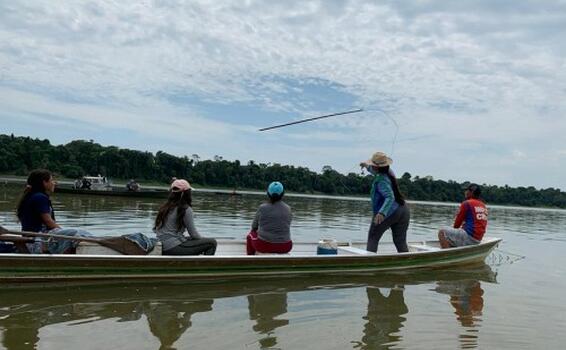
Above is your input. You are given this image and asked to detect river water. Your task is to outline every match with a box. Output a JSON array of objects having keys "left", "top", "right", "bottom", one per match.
[{"left": 0, "top": 185, "right": 565, "bottom": 349}]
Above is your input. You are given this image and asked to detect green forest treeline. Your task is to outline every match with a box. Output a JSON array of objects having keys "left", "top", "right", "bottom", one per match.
[{"left": 1, "top": 134, "right": 565, "bottom": 208}]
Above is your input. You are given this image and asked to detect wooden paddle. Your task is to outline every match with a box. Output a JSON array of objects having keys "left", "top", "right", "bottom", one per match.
[
  {"left": 0, "top": 225, "right": 149, "bottom": 255},
  {"left": 0, "top": 234, "right": 34, "bottom": 253}
]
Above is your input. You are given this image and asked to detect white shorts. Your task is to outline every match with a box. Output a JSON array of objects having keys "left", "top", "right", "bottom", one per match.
[{"left": 441, "top": 227, "right": 480, "bottom": 247}]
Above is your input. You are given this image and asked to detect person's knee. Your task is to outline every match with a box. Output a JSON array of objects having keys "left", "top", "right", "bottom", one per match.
[{"left": 438, "top": 230, "right": 452, "bottom": 248}]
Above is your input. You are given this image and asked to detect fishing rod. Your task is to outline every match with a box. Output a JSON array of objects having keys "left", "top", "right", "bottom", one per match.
[{"left": 258, "top": 108, "right": 364, "bottom": 131}]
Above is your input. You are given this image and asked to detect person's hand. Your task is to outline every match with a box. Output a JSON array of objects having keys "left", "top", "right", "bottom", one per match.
[{"left": 373, "top": 213, "right": 385, "bottom": 225}]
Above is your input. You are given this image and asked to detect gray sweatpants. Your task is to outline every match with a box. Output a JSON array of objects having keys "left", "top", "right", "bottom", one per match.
[
  {"left": 163, "top": 238, "right": 217, "bottom": 256},
  {"left": 366, "top": 205, "right": 410, "bottom": 253}
]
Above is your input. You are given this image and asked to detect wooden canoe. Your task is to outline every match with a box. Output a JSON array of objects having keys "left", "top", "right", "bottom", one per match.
[{"left": 0, "top": 237, "right": 501, "bottom": 282}]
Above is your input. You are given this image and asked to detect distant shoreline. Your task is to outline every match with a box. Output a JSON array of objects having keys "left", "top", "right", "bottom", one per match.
[
  {"left": 2, "top": 175, "right": 564, "bottom": 211},
  {"left": 2, "top": 134, "right": 565, "bottom": 209}
]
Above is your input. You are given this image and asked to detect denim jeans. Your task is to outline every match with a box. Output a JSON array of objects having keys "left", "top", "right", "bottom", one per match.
[{"left": 28, "top": 228, "right": 92, "bottom": 254}]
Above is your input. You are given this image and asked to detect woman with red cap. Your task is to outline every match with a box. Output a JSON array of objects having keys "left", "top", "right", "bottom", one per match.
[{"left": 154, "top": 179, "right": 217, "bottom": 255}]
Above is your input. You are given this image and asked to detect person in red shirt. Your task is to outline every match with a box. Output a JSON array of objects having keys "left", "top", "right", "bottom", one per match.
[{"left": 438, "top": 184, "right": 488, "bottom": 248}]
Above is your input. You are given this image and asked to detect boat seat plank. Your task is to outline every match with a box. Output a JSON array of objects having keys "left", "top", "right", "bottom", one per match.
[
  {"left": 76, "top": 241, "right": 162, "bottom": 255},
  {"left": 215, "top": 241, "right": 320, "bottom": 256},
  {"left": 338, "top": 246, "right": 376, "bottom": 255},
  {"left": 408, "top": 244, "right": 441, "bottom": 252},
  {"left": 255, "top": 252, "right": 290, "bottom": 256}
]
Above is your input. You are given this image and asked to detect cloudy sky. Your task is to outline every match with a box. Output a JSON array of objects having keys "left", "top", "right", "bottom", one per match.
[{"left": 1, "top": 1, "right": 566, "bottom": 190}]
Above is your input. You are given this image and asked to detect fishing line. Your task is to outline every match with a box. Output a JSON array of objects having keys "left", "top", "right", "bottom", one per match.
[
  {"left": 323, "top": 107, "right": 399, "bottom": 193},
  {"left": 336, "top": 164, "right": 363, "bottom": 193},
  {"left": 494, "top": 248, "right": 525, "bottom": 259},
  {"left": 487, "top": 248, "right": 526, "bottom": 267},
  {"left": 363, "top": 107, "right": 400, "bottom": 157},
  {"left": 257, "top": 106, "right": 399, "bottom": 192},
  {"left": 257, "top": 106, "right": 399, "bottom": 156}
]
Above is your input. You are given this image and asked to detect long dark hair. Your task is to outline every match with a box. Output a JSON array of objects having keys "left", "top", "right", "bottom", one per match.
[
  {"left": 16, "top": 169, "right": 53, "bottom": 220},
  {"left": 268, "top": 192, "right": 284, "bottom": 204},
  {"left": 377, "top": 166, "right": 406, "bottom": 206},
  {"left": 154, "top": 190, "right": 193, "bottom": 231}
]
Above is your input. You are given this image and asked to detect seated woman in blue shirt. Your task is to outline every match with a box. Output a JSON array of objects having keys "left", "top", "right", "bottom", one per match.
[{"left": 16, "top": 169, "right": 91, "bottom": 253}]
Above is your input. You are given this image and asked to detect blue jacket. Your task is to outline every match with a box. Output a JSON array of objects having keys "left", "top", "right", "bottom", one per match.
[{"left": 370, "top": 173, "right": 399, "bottom": 217}]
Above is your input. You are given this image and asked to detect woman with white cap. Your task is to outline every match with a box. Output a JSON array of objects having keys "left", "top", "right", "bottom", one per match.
[
  {"left": 246, "top": 181, "right": 293, "bottom": 255},
  {"left": 154, "top": 179, "right": 217, "bottom": 255},
  {"left": 360, "top": 152, "right": 410, "bottom": 253}
]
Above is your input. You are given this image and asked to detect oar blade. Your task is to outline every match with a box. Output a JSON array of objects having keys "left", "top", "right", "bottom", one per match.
[
  {"left": 0, "top": 225, "right": 150, "bottom": 256},
  {"left": 97, "top": 236, "right": 150, "bottom": 255}
]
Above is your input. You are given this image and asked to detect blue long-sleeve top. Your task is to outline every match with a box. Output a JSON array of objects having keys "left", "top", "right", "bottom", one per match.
[{"left": 370, "top": 173, "right": 399, "bottom": 217}]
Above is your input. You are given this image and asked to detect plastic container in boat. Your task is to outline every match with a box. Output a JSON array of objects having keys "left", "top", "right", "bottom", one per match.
[{"left": 317, "top": 238, "right": 338, "bottom": 255}]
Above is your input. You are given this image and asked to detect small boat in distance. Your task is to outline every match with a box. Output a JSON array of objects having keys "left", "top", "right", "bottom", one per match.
[
  {"left": 73, "top": 175, "right": 112, "bottom": 191},
  {"left": 0, "top": 237, "right": 502, "bottom": 282},
  {"left": 54, "top": 175, "right": 170, "bottom": 198},
  {"left": 55, "top": 186, "right": 170, "bottom": 198}
]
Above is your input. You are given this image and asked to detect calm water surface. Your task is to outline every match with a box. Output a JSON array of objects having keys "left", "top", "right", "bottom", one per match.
[{"left": 0, "top": 185, "right": 565, "bottom": 349}]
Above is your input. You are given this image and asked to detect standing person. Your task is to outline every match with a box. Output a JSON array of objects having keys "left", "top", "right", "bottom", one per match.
[
  {"left": 360, "top": 152, "right": 410, "bottom": 253},
  {"left": 154, "top": 179, "right": 217, "bottom": 255},
  {"left": 246, "top": 182, "right": 292, "bottom": 255},
  {"left": 438, "top": 184, "right": 487, "bottom": 248},
  {"left": 81, "top": 177, "right": 92, "bottom": 189},
  {"left": 126, "top": 179, "right": 140, "bottom": 192},
  {"left": 16, "top": 169, "right": 92, "bottom": 253}
]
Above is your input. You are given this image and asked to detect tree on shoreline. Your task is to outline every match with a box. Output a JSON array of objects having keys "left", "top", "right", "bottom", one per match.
[{"left": 1, "top": 134, "right": 565, "bottom": 208}]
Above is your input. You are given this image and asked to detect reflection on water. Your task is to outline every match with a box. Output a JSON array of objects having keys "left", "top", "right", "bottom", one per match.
[
  {"left": 146, "top": 300, "right": 213, "bottom": 350},
  {"left": 0, "top": 292, "right": 214, "bottom": 350},
  {"left": 356, "top": 286, "right": 408, "bottom": 350},
  {"left": 2, "top": 185, "right": 566, "bottom": 349},
  {"left": 0, "top": 266, "right": 496, "bottom": 350},
  {"left": 435, "top": 279, "right": 485, "bottom": 349},
  {"left": 248, "top": 293, "right": 289, "bottom": 349}
]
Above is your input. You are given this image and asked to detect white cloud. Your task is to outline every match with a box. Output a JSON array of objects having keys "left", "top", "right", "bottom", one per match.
[{"left": 1, "top": 0, "right": 566, "bottom": 189}]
